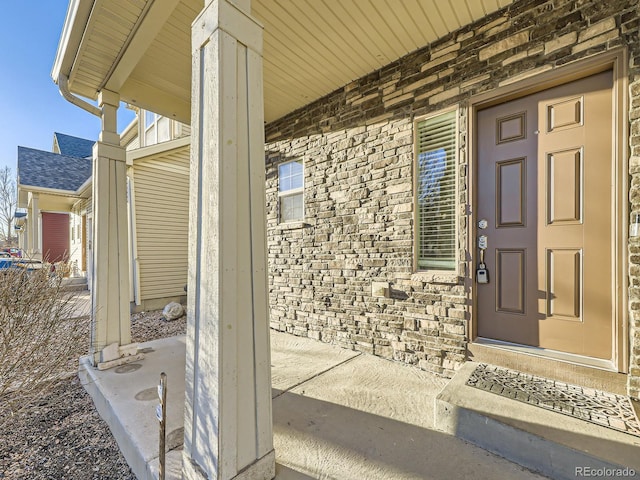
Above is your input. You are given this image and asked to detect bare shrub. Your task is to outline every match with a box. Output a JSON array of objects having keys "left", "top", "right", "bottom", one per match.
[
  {"left": 0, "top": 266, "right": 88, "bottom": 428},
  {"left": 0, "top": 166, "right": 16, "bottom": 243}
]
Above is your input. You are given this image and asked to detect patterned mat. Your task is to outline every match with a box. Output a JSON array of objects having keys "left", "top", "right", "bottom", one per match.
[{"left": 466, "top": 363, "right": 640, "bottom": 438}]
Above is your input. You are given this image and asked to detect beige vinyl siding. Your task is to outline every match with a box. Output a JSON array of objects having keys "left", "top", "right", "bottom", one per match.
[
  {"left": 177, "top": 122, "right": 190, "bottom": 139},
  {"left": 80, "top": 196, "right": 92, "bottom": 215},
  {"left": 132, "top": 146, "right": 189, "bottom": 301},
  {"left": 68, "top": 210, "right": 84, "bottom": 276},
  {"left": 67, "top": 196, "right": 91, "bottom": 277},
  {"left": 126, "top": 136, "right": 140, "bottom": 151}
]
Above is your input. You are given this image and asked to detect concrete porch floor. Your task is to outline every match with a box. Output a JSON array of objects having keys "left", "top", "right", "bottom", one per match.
[{"left": 80, "top": 331, "right": 551, "bottom": 480}]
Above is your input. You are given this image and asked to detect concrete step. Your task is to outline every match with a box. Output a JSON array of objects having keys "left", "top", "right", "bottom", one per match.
[
  {"left": 63, "top": 283, "right": 89, "bottom": 292},
  {"left": 435, "top": 362, "right": 640, "bottom": 480},
  {"left": 61, "top": 276, "right": 88, "bottom": 292},
  {"left": 81, "top": 333, "right": 551, "bottom": 480}
]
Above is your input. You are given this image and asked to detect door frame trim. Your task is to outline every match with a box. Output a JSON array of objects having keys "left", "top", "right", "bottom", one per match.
[{"left": 468, "top": 48, "right": 629, "bottom": 373}]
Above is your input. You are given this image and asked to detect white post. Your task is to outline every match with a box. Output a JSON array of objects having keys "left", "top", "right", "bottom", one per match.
[
  {"left": 28, "top": 193, "right": 40, "bottom": 256},
  {"left": 89, "top": 89, "right": 138, "bottom": 368},
  {"left": 26, "top": 199, "right": 33, "bottom": 254},
  {"left": 183, "top": 1, "right": 274, "bottom": 479}
]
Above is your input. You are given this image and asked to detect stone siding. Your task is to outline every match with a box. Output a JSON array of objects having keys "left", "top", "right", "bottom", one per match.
[
  {"left": 265, "top": 0, "right": 640, "bottom": 389},
  {"left": 266, "top": 118, "right": 467, "bottom": 376},
  {"left": 629, "top": 49, "right": 640, "bottom": 396}
]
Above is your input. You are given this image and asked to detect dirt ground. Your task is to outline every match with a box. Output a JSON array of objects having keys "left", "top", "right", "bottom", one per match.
[{"left": 0, "top": 309, "right": 186, "bottom": 480}]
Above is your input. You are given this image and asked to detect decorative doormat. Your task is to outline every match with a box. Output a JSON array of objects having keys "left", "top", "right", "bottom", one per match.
[{"left": 466, "top": 363, "right": 640, "bottom": 438}]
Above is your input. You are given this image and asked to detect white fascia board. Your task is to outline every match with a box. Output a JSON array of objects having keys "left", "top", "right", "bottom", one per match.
[
  {"left": 120, "top": 115, "right": 139, "bottom": 147},
  {"left": 51, "top": 0, "right": 95, "bottom": 86},
  {"left": 126, "top": 136, "right": 190, "bottom": 165},
  {"left": 18, "top": 175, "right": 93, "bottom": 202},
  {"left": 76, "top": 177, "right": 93, "bottom": 197},
  {"left": 18, "top": 184, "right": 81, "bottom": 199}
]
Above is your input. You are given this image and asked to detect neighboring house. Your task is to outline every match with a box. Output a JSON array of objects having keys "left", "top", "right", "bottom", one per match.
[
  {"left": 16, "top": 140, "right": 92, "bottom": 269},
  {"left": 13, "top": 211, "right": 27, "bottom": 248},
  {"left": 125, "top": 110, "right": 191, "bottom": 311},
  {"left": 54, "top": 132, "right": 94, "bottom": 277},
  {"left": 52, "top": 0, "right": 640, "bottom": 479},
  {"left": 17, "top": 119, "right": 190, "bottom": 310},
  {"left": 53, "top": 131, "right": 94, "bottom": 158}
]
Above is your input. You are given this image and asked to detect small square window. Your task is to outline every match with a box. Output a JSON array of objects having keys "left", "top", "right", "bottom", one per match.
[
  {"left": 278, "top": 160, "right": 304, "bottom": 223},
  {"left": 280, "top": 193, "right": 303, "bottom": 223},
  {"left": 279, "top": 161, "right": 303, "bottom": 192}
]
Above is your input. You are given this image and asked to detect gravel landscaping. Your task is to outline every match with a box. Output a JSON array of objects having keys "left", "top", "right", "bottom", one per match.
[{"left": 0, "top": 307, "right": 186, "bottom": 480}]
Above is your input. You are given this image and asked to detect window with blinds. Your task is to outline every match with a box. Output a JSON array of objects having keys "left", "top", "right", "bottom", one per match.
[
  {"left": 278, "top": 160, "right": 304, "bottom": 222},
  {"left": 416, "top": 110, "right": 457, "bottom": 271}
]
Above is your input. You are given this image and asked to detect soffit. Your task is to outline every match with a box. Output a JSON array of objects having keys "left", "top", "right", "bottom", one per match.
[
  {"left": 63, "top": 0, "right": 514, "bottom": 124},
  {"left": 17, "top": 189, "right": 82, "bottom": 210},
  {"left": 37, "top": 193, "right": 82, "bottom": 211}
]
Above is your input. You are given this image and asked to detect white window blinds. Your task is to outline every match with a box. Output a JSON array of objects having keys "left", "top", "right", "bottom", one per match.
[
  {"left": 278, "top": 160, "right": 304, "bottom": 222},
  {"left": 416, "top": 110, "right": 457, "bottom": 271}
]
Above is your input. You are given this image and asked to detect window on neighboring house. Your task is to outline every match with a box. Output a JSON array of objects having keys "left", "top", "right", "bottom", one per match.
[
  {"left": 415, "top": 109, "right": 457, "bottom": 271},
  {"left": 278, "top": 160, "right": 304, "bottom": 222},
  {"left": 143, "top": 111, "right": 171, "bottom": 146}
]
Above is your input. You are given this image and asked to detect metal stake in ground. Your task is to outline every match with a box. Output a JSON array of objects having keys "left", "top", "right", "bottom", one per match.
[{"left": 157, "top": 372, "right": 167, "bottom": 480}]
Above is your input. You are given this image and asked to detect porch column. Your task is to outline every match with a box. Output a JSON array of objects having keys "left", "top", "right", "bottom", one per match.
[
  {"left": 89, "top": 90, "right": 137, "bottom": 367},
  {"left": 25, "top": 202, "right": 32, "bottom": 254},
  {"left": 28, "top": 193, "right": 40, "bottom": 256},
  {"left": 183, "top": 1, "right": 274, "bottom": 479}
]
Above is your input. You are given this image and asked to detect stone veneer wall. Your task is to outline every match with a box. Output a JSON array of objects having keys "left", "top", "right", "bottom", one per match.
[
  {"left": 628, "top": 17, "right": 640, "bottom": 398},
  {"left": 264, "top": 0, "right": 640, "bottom": 388}
]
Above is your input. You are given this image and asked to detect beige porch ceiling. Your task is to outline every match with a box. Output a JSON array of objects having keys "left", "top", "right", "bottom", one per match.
[
  {"left": 53, "top": 0, "right": 513, "bottom": 125},
  {"left": 17, "top": 188, "right": 88, "bottom": 210}
]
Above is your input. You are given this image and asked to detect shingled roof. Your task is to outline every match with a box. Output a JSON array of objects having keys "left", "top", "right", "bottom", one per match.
[
  {"left": 17, "top": 147, "right": 92, "bottom": 192},
  {"left": 53, "top": 132, "right": 95, "bottom": 158}
]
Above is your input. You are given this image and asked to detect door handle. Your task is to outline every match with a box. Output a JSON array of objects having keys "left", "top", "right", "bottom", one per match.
[{"left": 476, "top": 234, "right": 489, "bottom": 284}]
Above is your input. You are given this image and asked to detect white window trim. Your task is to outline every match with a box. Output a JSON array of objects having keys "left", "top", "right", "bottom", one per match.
[
  {"left": 142, "top": 110, "right": 175, "bottom": 147},
  {"left": 278, "top": 160, "right": 305, "bottom": 223},
  {"left": 143, "top": 111, "right": 156, "bottom": 147},
  {"left": 413, "top": 106, "right": 460, "bottom": 276}
]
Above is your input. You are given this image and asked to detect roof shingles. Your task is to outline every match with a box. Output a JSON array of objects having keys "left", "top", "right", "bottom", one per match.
[
  {"left": 53, "top": 132, "right": 95, "bottom": 158},
  {"left": 17, "top": 147, "right": 92, "bottom": 192}
]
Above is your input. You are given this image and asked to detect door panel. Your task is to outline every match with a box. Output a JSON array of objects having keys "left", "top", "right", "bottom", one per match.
[
  {"left": 496, "top": 249, "right": 525, "bottom": 314},
  {"left": 547, "top": 96, "right": 583, "bottom": 132},
  {"left": 497, "top": 158, "right": 526, "bottom": 227},
  {"left": 546, "top": 248, "right": 581, "bottom": 320},
  {"left": 497, "top": 111, "right": 527, "bottom": 143},
  {"left": 476, "top": 71, "right": 613, "bottom": 360},
  {"left": 546, "top": 148, "right": 582, "bottom": 224}
]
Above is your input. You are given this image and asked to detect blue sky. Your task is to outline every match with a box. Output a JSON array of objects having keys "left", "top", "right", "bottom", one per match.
[{"left": 0, "top": 2, "right": 134, "bottom": 175}]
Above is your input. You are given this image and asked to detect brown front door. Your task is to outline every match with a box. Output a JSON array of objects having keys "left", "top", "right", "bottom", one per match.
[
  {"left": 41, "top": 212, "right": 70, "bottom": 264},
  {"left": 476, "top": 71, "right": 613, "bottom": 360}
]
